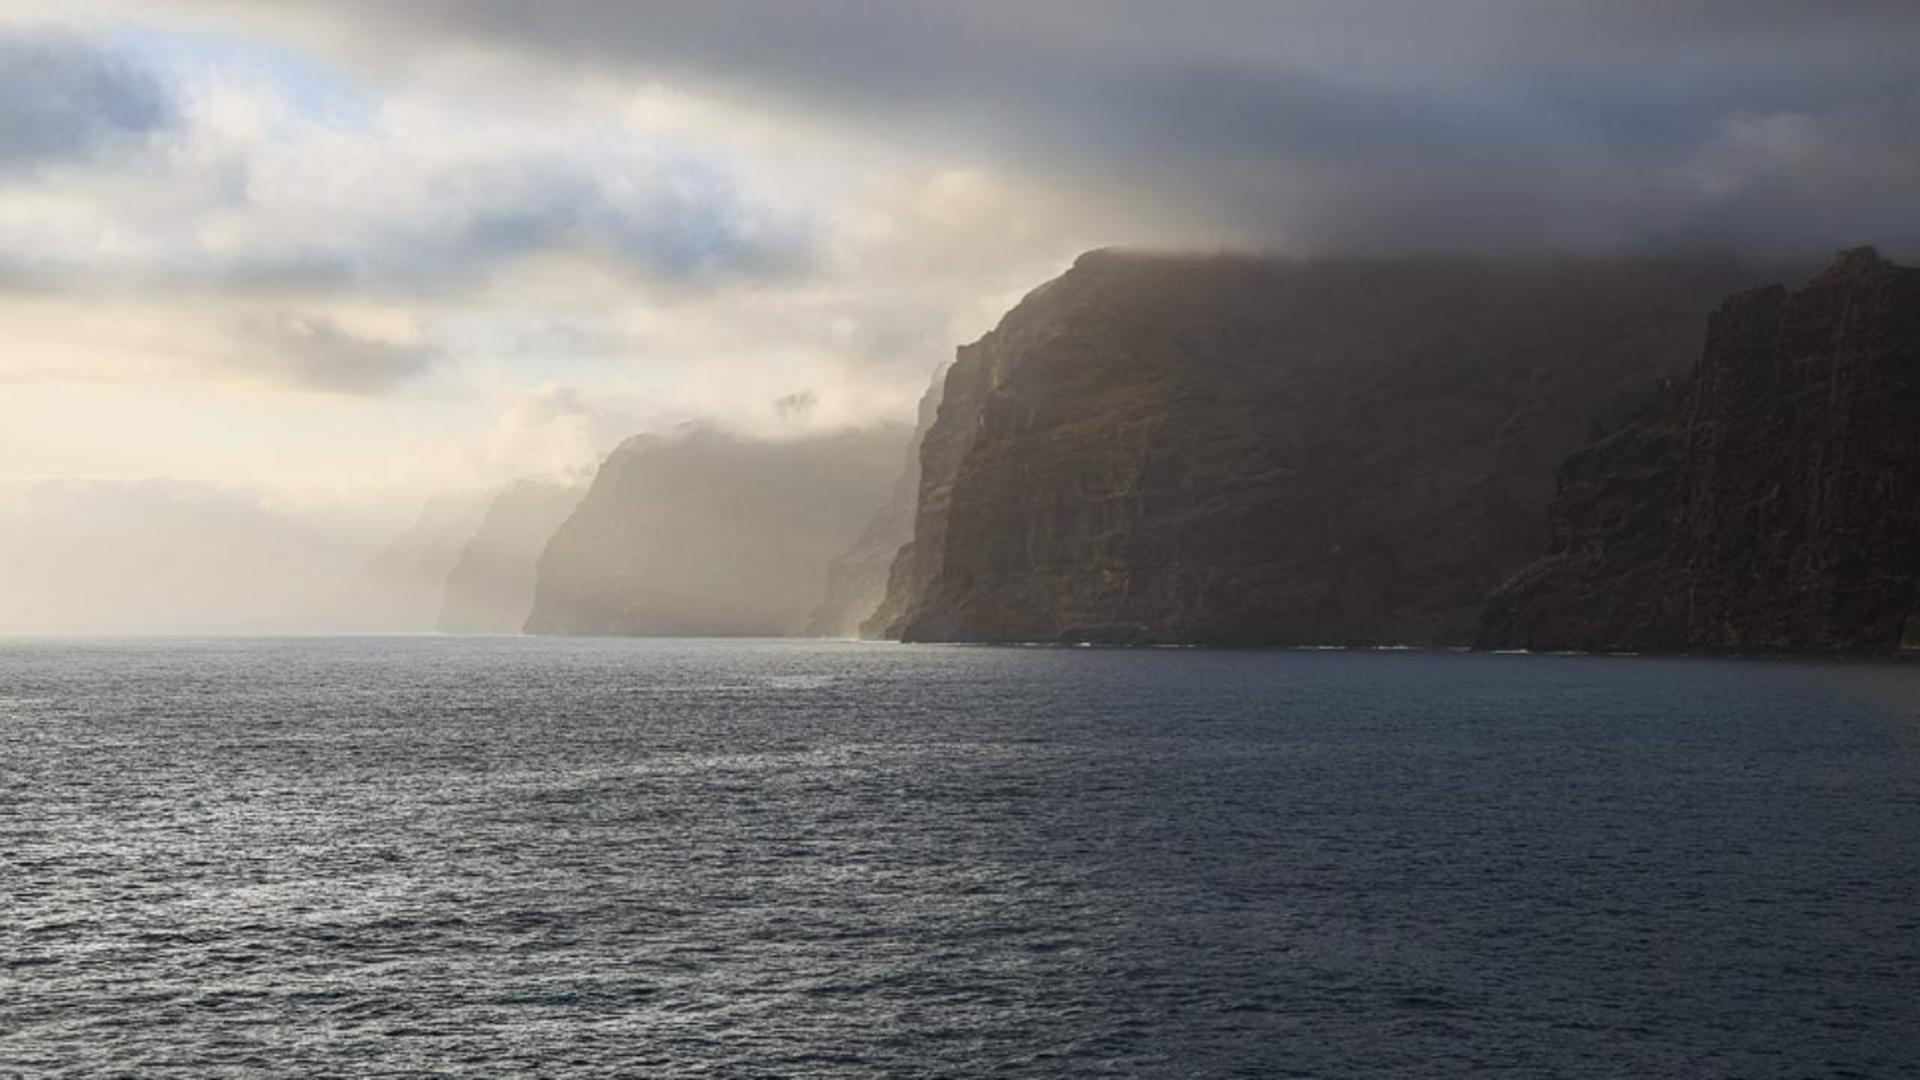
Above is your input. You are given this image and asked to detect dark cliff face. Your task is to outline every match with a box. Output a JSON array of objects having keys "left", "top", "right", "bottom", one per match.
[
  {"left": 1480, "top": 248, "right": 1920, "bottom": 654},
  {"left": 804, "top": 367, "right": 945, "bottom": 638},
  {"left": 436, "top": 478, "right": 585, "bottom": 634},
  {"left": 526, "top": 424, "right": 907, "bottom": 637},
  {"left": 884, "top": 249, "right": 1780, "bottom": 645}
]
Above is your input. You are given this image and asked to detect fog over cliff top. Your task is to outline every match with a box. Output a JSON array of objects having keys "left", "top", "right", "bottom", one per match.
[{"left": 1, "top": 2, "right": 1914, "bottom": 630}]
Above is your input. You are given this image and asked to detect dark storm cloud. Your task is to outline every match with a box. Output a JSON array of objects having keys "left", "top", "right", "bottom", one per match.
[
  {"left": 0, "top": 30, "right": 174, "bottom": 171},
  {"left": 233, "top": 0, "right": 1920, "bottom": 255}
]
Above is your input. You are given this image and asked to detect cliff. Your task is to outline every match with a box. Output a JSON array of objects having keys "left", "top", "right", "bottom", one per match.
[
  {"left": 333, "top": 492, "right": 489, "bottom": 631},
  {"left": 525, "top": 423, "right": 908, "bottom": 636},
  {"left": 879, "top": 250, "right": 1781, "bottom": 645},
  {"left": 1479, "top": 248, "right": 1920, "bottom": 654},
  {"left": 804, "top": 367, "right": 945, "bottom": 638},
  {"left": 865, "top": 338, "right": 1000, "bottom": 641},
  {"left": 435, "top": 478, "right": 585, "bottom": 634}
]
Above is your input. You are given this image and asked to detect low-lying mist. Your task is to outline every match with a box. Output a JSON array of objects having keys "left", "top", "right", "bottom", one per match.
[{"left": 0, "top": 420, "right": 915, "bottom": 637}]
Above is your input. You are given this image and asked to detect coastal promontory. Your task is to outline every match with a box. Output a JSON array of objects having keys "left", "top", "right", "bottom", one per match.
[
  {"left": 874, "top": 250, "right": 1776, "bottom": 645},
  {"left": 526, "top": 424, "right": 907, "bottom": 637}
]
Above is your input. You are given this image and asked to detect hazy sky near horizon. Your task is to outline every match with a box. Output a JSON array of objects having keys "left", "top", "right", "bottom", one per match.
[{"left": 2, "top": 1, "right": 1917, "bottom": 629}]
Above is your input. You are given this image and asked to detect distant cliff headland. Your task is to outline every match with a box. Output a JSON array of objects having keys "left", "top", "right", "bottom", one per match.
[
  {"left": 525, "top": 423, "right": 907, "bottom": 637},
  {"left": 367, "top": 247, "right": 1917, "bottom": 656}
]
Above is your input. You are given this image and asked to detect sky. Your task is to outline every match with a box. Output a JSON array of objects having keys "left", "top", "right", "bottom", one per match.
[{"left": 1, "top": 1, "right": 1917, "bottom": 630}]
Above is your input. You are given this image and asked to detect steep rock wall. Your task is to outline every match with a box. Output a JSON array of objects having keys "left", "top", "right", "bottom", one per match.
[
  {"left": 1480, "top": 248, "right": 1920, "bottom": 654},
  {"left": 885, "top": 250, "right": 1778, "bottom": 644},
  {"left": 805, "top": 367, "right": 945, "bottom": 638}
]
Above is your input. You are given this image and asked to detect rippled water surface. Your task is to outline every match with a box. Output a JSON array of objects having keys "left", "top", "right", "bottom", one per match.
[{"left": 4, "top": 638, "right": 1919, "bottom": 1077}]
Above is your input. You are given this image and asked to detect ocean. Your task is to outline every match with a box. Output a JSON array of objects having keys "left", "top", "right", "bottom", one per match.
[{"left": 3, "top": 638, "right": 1917, "bottom": 1076}]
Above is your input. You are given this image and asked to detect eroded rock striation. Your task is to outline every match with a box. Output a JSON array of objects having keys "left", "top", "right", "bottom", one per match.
[
  {"left": 526, "top": 423, "right": 907, "bottom": 637},
  {"left": 878, "top": 249, "right": 1780, "bottom": 645},
  {"left": 1479, "top": 248, "right": 1920, "bottom": 654}
]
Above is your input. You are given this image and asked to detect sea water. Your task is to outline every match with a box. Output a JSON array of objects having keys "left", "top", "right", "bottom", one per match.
[{"left": 3, "top": 638, "right": 1917, "bottom": 1076}]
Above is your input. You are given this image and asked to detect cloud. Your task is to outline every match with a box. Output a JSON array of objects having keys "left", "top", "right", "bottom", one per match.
[
  {"left": 469, "top": 382, "right": 642, "bottom": 482},
  {"left": 133, "top": 0, "right": 1920, "bottom": 257},
  {"left": 0, "top": 28, "right": 814, "bottom": 296},
  {"left": 773, "top": 390, "right": 818, "bottom": 421},
  {"left": 0, "top": 29, "right": 174, "bottom": 172},
  {"left": 376, "top": 153, "right": 813, "bottom": 289},
  {"left": 6, "top": 1, "right": 1915, "bottom": 529},
  {"left": 235, "top": 311, "right": 438, "bottom": 394}
]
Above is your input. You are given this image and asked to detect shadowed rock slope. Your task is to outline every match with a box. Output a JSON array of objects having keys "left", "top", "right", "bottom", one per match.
[
  {"left": 527, "top": 424, "right": 907, "bottom": 637},
  {"left": 804, "top": 367, "right": 945, "bottom": 638},
  {"left": 878, "top": 249, "right": 1781, "bottom": 645},
  {"left": 1479, "top": 248, "right": 1920, "bottom": 654}
]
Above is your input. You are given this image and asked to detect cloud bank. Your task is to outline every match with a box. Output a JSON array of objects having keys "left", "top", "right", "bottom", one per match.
[{"left": 153, "top": 0, "right": 1920, "bottom": 256}]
